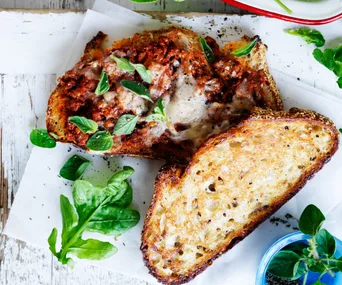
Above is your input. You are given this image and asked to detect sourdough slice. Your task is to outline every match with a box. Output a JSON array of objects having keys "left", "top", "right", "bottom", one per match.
[
  {"left": 141, "top": 107, "right": 339, "bottom": 284},
  {"left": 46, "top": 27, "right": 282, "bottom": 161}
]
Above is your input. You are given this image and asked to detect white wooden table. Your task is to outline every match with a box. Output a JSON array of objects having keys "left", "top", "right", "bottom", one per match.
[{"left": 0, "top": 1, "right": 246, "bottom": 285}]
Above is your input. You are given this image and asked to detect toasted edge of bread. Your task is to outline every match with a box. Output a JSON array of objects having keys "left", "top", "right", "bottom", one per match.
[{"left": 141, "top": 107, "right": 339, "bottom": 284}]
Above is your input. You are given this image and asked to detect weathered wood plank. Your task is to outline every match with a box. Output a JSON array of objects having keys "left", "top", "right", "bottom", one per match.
[{"left": 0, "top": 0, "right": 244, "bottom": 13}]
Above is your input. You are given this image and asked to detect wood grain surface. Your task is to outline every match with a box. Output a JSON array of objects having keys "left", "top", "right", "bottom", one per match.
[{"left": 0, "top": 1, "right": 246, "bottom": 284}]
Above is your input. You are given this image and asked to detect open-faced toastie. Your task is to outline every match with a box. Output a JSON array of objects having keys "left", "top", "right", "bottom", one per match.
[
  {"left": 46, "top": 27, "right": 282, "bottom": 161},
  {"left": 141, "top": 107, "right": 339, "bottom": 284}
]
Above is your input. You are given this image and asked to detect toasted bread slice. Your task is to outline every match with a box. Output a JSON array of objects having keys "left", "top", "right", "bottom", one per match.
[
  {"left": 46, "top": 27, "right": 282, "bottom": 161},
  {"left": 141, "top": 107, "right": 339, "bottom": 284}
]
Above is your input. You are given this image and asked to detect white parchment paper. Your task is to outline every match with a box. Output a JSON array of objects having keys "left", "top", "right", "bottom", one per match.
[{"left": 5, "top": 1, "right": 342, "bottom": 284}]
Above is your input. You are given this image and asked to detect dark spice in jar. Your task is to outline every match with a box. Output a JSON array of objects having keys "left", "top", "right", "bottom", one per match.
[{"left": 266, "top": 272, "right": 300, "bottom": 285}]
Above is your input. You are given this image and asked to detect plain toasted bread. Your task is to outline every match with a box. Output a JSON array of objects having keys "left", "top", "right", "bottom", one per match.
[
  {"left": 46, "top": 27, "right": 282, "bottom": 161},
  {"left": 141, "top": 107, "right": 339, "bottom": 284}
]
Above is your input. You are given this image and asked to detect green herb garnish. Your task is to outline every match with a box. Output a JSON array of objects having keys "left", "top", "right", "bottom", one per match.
[
  {"left": 69, "top": 116, "right": 98, "bottom": 134},
  {"left": 95, "top": 70, "right": 110, "bottom": 95},
  {"left": 146, "top": 98, "right": 167, "bottom": 122},
  {"left": 274, "top": 0, "right": 292, "bottom": 14},
  {"left": 285, "top": 28, "right": 325, "bottom": 48},
  {"left": 110, "top": 56, "right": 135, "bottom": 73},
  {"left": 121, "top": 80, "right": 153, "bottom": 102},
  {"left": 313, "top": 45, "right": 342, "bottom": 89},
  {"left": 111, "top": 56, "right": 152, "bottom": 83},
  {"left": 59, "top": 155, "right": 90, "bottom": 181},
  {"left": 30, "top": 129, "right": 56, "bottom": 148},
  {"left": 86, "top": 131, "right": 113, "bottom": 151},
  {"left": 339, "top": 128, "right": 342, "bottom": 134},
  {"left": 113, "top": 114, "right": 139, "bottom": 136},
  {"left": 132, "top": 63, "right": 152, "bottom": 84},
  {"left": 200, "top": 37, "right": 215, "bottom": 63},
  {"left": 48, "top": 167, "right": 140, "bottom": 266},
  {"left": 231, "top": 37, "right": 259, "bottom": 57},
  {"left": 267, "top": 204, "right": 342, "bottom": 285}
]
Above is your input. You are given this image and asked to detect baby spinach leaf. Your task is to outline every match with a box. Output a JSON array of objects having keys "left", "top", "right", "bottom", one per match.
[
  {"left": 285, "top": 28, "right": 325, "bottom": 47},
  {"left": 87, "top": 206, "right": 140, "bottom": 237},
  {"left": 146, "top": 98, "right": 167, "bottom": 122},
  {"left": 299, "top": 204, "right": 325, "bottom": 236},
  {"left": 268, "top": 250, "right": 300, "bottom": 278},
  {"left": 200, "top": 37, "right": 215, "bottom": 63},
  {"left": 313, "top": 48, "right": 335, "bottom": 71},
  {"left": 69, "top": 116, "right": 98, "bottom": 134},
  {"left": 113, "top": 184, "right": 133, "bottom": 208},
  {"left": 315, "top": 229, "right": 336, "bottom": 257},
  {"left": 86, "top": 131, "right": 113, "bottom": 151},
  {"left": 95, "top": 70, "right": 110, "bottom": 95},
  {"left": 132, "top": 63, "right": 152, "bottom": 84},
  {"left": 113, "top": 114, "right": 139, "bottom": 136},
  {"left": 67, "top": 238, "right": 117, "bottom": 260},
  {"left": 30, "top": 129, "right": 56, "bottom": 148},
  {"left": 48, "top": 228, "right": 58, "bottom": 257},
  {"left": 110, "top": 55, "right": 135, "bottom": 73},
  {"left": 59, "top": 155, "right": 91, "bottom": 181},
  {"left": 231, "top": 37, "right": 259, "bottom": 57},
  {"left": 121, "top": 80, "right": 153, "bottom": 102},
  {"left": 48, "top": 167, "right": 139, "bottom": 267}
]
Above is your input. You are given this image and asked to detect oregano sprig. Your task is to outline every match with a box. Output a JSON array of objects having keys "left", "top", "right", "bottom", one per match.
[{"left": 268, "top": 204, "right": 342, "bottom": 285}]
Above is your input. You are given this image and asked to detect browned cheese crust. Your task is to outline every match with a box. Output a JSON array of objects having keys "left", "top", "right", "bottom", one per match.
[
  {"left": 141, "top": 107, "right": 339, "bottom": 284},
  {"left": 46, "top": 27, "right": 282, "bottom": 161}
]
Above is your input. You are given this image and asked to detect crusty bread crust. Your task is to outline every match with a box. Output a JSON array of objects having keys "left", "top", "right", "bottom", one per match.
[{"left": 141, "top": 107, "right": 339, "bottom": 284}]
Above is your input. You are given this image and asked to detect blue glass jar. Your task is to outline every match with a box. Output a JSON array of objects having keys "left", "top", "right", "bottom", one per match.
[{"left": 256, "top": 231, "right": 342, "bottom": 285}]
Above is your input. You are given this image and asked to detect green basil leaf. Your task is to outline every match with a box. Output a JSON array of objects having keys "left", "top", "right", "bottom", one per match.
[
  {"left": 283, "top": 242, "right": 308, "bottom": 256},
  {"left": 95, "top": 70, "right": 110, "bottom": 95},
  {"left": 48, "top": 228, "right": 59, "bottom": 257},
  {"left": 337, "top": 257, "right": 342, "bottom": 271},
  {"left": 113, "top": 114, "right": 139, "bottom": 136},
  {"left": 133, "top": 63, "right": 152, "bottom": 84},
  {"left": 108, "top": 166, "right": 134, "bottom": 185},
  {"left": 338, "top": 78, "right": 342, "bottom": 89},
  {"left": 86, "top": 131, "right": 113, "bottom": 151},
  {"left": 30, "top": 129, "right": 56, "bottom": 148},
  {"left": 110, "top": 55, "right": 135, "bottom": 72},
  {"left": 106, "top": 181, "right": 130, "bottom": 203},
  {"left": 231, "top": 37, "right": 259, "bottom": 57},
  {"left": 59, "top": 155, "right": 91, "bottom": 181},
  {"left": 200, "top": 37, "right": 215, "bottom": 63},
  {"left": 313, "top": 48, "right": 336, "bottom": 71},
  {"left": 68, "top": 238, "right": 117, "bottom": 260},
  {"left": 312, "top": 281, "right": 325, "bottom": 285},
  {"left": 121, "top": 80, "right": 152, "bottom": 102},
  {"left": 146, "top": 114, "right": 167, "bottom": 122},
  {"left": 274, "top": 0, "right": 292, "bottom": 14},
  {"left": 334, "top": 61, "right": 342, "bottom": 77},
  {"left": 69, "top": 116, "right": 98, "bottom": 134},
  {"left": 339, "top": 128, "right": 342, "bottom": 134},
  {"left": 299, "top": 204, "right": 325, "bottom": 236},
  {"left": 87, "top": 206, "right": 140, "bottom": 236},
  {"left": 315, "top": 229, "right": 336, "bottom": 257},
  {"left": 60, "top": 195, "right": 78, "bottom": 247},
  {"left": 146, "top": 98, "right": 167, "bottom": 122},
  {"left": 285, "top": 28, "right": 325, "bottom": 47},
  {"left": 267, "top": 250, "right": 300, "bottom": 278}
]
